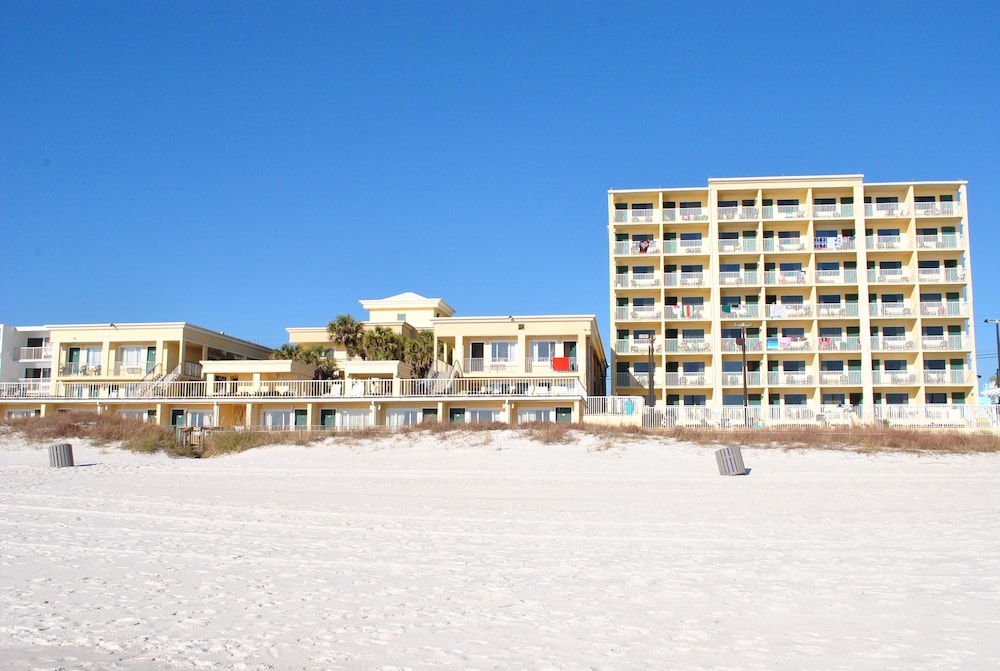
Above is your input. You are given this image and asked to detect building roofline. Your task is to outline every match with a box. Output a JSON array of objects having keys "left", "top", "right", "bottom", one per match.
[{"left": 43, "top": 321, "right": 271, "bottom": 350}]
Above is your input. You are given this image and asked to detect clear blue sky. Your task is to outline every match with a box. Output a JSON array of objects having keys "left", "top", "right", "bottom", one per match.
[{"left": 2, "top": 1, "right": 999, "bottom": 375}]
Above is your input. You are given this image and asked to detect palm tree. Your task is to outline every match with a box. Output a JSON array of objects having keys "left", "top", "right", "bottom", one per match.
[
  {"left": 269, "top": 344, "right": 339, "bottom": 380},
  {"left": 403, "top": 330, "right": 435, "bottom": 378},
  {"left": 327, "top": 314, "right": 365, "bottom": 359},
  {"left": 362, "top": 326, "right": 402, "bottom": 361}
]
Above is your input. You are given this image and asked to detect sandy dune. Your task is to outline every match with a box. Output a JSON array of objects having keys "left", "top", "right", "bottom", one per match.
[{"left": 1, "top": 432, "right": 998, "bottom": 670}]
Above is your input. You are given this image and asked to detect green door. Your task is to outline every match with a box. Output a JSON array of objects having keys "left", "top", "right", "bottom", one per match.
[
  {"left": 320, "top": 409, "right": 335, "bottom": 429},
  {"left": 449, "top": 408, "right": 466, "bottom": 423},
  {"left": 294, "top": 409, "right": 308, "bottom": 429},
  {"left": 555, "top": 407, "right": 572, "bottom": 423}
]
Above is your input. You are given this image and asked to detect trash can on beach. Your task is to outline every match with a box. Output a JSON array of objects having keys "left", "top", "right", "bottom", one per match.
[{"left": 48, "top": 443, "right": 75, "bottom": 468}]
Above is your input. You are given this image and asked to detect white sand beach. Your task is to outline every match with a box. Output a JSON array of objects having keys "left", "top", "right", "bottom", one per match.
[{"left": 1, "top": 432, "right": 998, "bottom": 670}]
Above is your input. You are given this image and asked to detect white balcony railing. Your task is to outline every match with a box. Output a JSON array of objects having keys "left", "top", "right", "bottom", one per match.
[
  {"left": 664, "top": 372, "right": 710, "bottom": 386},
  {"left": 914, "top": 202, "right": 960, "bottom": 217},
  {"left": 614, "top": 339, "right": 663, "bottom": 355},
  {"left": 764, "top": 270, "right": 811, "bottom": 285},
  {"left": 718, "top": 238, "right": 758, "bottom": 253},
  {"left": 815, "top": 269, "right": 859, "bottom": 284},
  {"left": 719, "top": 271, "right": 759, "bottom": 286},
  {"left": 866, "top": 234, "right": 912, "bottom": 250},
  {"left": 871, "top": 336, "right": 916, "bottom": 351},
  {"left": 616, "top": 306, "right": 663, "bottom": 321},
  {"left": 916, "top": 234, "right": 962, "bottom": 249},
  {"left": 721, "top": 372, "right": 763, "bottom": 386},
  {"left": 664, "top": 305, "right": 710, "bottom": 320},
  {"left": 817, "top": 337, "right": 863, "bottom": 351},
  {"left": 615, "top": 271, "right": 661, "bottom": 288},
  {"left": 820, "top": 371, "right": 863, "bottom": 385},
  {"left": 718, "top": 206, "right": 762, "bottom": 221},
  {"left": 868, "top": 270, "right": 912, "bottom": 284},
  {"left": 812, "top": 204, "right": 855, "bottom": 219},
  {"left": 721, "top": 337, "right": 763, "bottom": 353},
  {"left": 720, "top": 304, "right": 761, "bottom": 319},
  {"left": 767, "top": 372, "right": 815, "bottom": 386},
  {"left": 763, "top": 238, "right": 810, "bottom": 252},
  {"left": 19, "top": 345, "right": 52, "bottom": 361},
  {"left": 864, "top": 204, "right": 908, "bottom": 218},
  {"left": 920, "top": 335, "right": 968, "bottom": 351},
  {"left": 762, "top": 205, "right": 807, "bottom": 220},
  {"left": 766, "top": 304, "right": 813, "bottom": 319},
  {"left": 813, "top": 236, "right": 857, "bottom": 251},
  {"left": 920, "top": 301, "right": 968, "bottom": 317},
  {"left": 917, "top": 267, "right": 966, "bottom": 283},
  {"left": 817, "top": 303, "right": 861, "bottom": 318},
  {"left": 664, "top": 339, "right": 711, "bottom": 353},
  {"left": 869, "top": 302, "right": 915, "bottom": 318},
  {"left": 768, "top": 337, "right": 811, "bottom": 351},
  {"left": 872, "top": 371, "right": 918, "bottom": 385},
  {"left": 679, "top": 271, "right": 705, "bottom": 286},
  {"left": 922, "top": 370, "right": 972, "bottom": 385},
  {"left": 679, "top": 239, "right": 705, "bottom": 254}
]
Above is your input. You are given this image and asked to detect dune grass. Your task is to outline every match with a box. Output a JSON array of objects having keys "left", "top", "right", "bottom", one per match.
[{"left": 3, "top": 413, "right": 998, "bottom": 457}]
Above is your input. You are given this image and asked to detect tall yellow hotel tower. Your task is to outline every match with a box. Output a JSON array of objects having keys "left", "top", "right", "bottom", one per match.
[{"left": 608, "top": 175, "right": 978, "bottom": 417}]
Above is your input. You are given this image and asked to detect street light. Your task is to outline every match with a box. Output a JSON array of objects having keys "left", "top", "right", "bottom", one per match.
[
  {"left": 733, "top": 321, "right": 752, "bottom": 423},
  {"left": 639, "top": 333, "right": 656, "bottom": 408},
  {"left": 986, "top": 319, "right": 1000, "bottom": 403}
]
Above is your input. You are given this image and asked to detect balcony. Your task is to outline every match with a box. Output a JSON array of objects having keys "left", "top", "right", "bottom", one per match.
[
  {"left": 916, "top": 233, "right": 962, "bottom": 249},
  {"left": 721, "top": 337, "right": 763, "bottom": 352},
  {"left": 762, "top": 205, "right": 808, "bottom": 220},
  {"left": 664, "top": 372, "right": 709, "bottom": 386},
  {"left": 763, "top": 238, "right": 811, "bottom": 252},
  {"left": 922, "top": 370, "right": 966, "bottom": 385},
  {"left": 817, "top": 337, "right": 862, "bottom": 351},
  {"left": 866, "top": 234, "right": 911, "bottom": 250},
  {"left": 766, "top": 304, "right": 812, "bottom": 319},
  {"left": 722, "top": 372, "right": 763, "bottom": 386},
  {"left": 665, "top": 338, "right": 711, "bottom": 353},
  {"left": 677, "top": 271, "right": 705, "bottom": 287},
  {"left": 615, "top": 271, "right": 661, "bottom": 289},
  {"left": 871, "top": 336, "right": 916, "bottom": 351},
  {"left": 914, "top": 202, "right": 960, "bottom": 217},
  {"left": 812, "top": 204, "right": 855, "bottom": 219},
  {"left": 19, "top": 345, "right": 52, "bottom": 361},
  {"left": 919, "top": 301, "right": 968, "bottom": 318},
  {"left": 613, "top": 210, "right": 656, "bottom": 224},
  {"left": 720, "top": 304, "right": 761, "bottom": 319},
  {"left": 872, "top": 371, "right": 918, "bottom": 385},
  {"left": 679, "top": 239, "right": 706, "bottom": 254},
  {"left": 464, "top": 357, "right": 518, "bottom": 374},
  {"left": 0, "top": 380, "right": 52, "bottom": 397},
  {"left": 815, "top": 269, "right": 859, "bottom": 285},
  {"left": 820, "top": 371, "right": 863, "bottom": 385},
  {"left": 616, "top": 372, "right": 649, "bottom": 389},
  {"left": 59, "top": 363, "right": 102, "bottom": 376},
  {"left": 614, "top": 240, "right": 662, "bottom": 256},
  {"left": 867, "top": 270, "right": 912, "bottom": 284},
  {"left": 917, "top": 268, "right": 967, "bottom": 284},
  {"left": 719, "top": 271, "right": 759, "bottom": 286},
  {"left": 813, "top": 235, "right": 857, "bottom": 251},
  {"left": 817, "top": 303, "right": 861, "bottom": 318},
  {"left": 767, "top": 372, "right": 814, "bottom": 386},
  {"left": 615, "top": 306, "right": 663, "bottom": 321},
  {"left": 677, "top": 207, "right": 709, "bottom": 222},
  {"left": 764, "top": 270, "right": 811, "bottom": 285},
  {"left": 718, "top": 206, "right": 761, "bottom": 221},
  {"left": 864, "top": 204, "right": 909, "bottom": 218},
  {"left": 869, "top": 302, "right": 915, "bottom": 318},
  {"left": 664, "top": 305, "right": 710, "bottom": 320},
  {"left": 614, "top": 339, "right": 663, "bottom": 355},
  {"left": 718, "top": 238, "right": 758, "bottom": 253},
  {"left": 767, "top": 336, "right": 811, "bottom": 351},
  {"left": 921, "top": 335, "right": 968, "bottom": 351}
]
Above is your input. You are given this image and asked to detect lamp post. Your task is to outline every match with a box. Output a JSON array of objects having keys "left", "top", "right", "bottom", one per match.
[
  {"left": 986, "top": 319, "right": 1000, "bottom": 404},
  {"left": 734, "top": 322, "right": 752, "bottom": 424},
  {"left": 641, "top": 333, "right": 656, "bottom": 408}
]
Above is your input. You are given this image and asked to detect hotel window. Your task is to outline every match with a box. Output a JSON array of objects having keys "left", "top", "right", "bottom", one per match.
[
  {"left": 490, "top": 341, "right": 516, "bottom": 363},
  {"left": 531, "top": 341, "right": 556, "bottom": 362}
]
